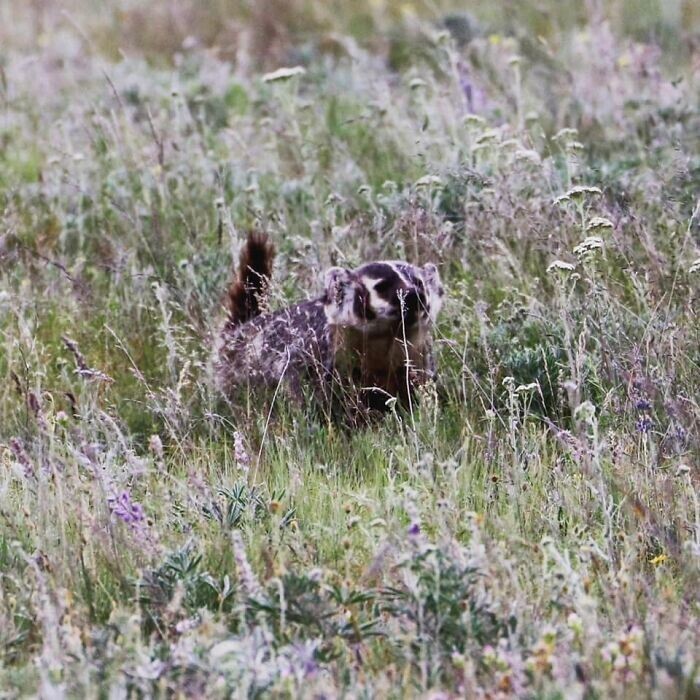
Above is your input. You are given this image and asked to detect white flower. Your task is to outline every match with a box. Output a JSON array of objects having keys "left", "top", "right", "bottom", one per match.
[
  {"left": 587, "top": 216, "right": 614, "bottom": 230},
  {"left": 148, "top": 434, "right": 164, "bottom": 459},
  {"left": 474, "top": 129, "right": 500, "bottom": 144},
  {"left": 689, "top": 258, "right": 700, "bottom": 274},
  {"left": 514, "top": 149, "right": 541, "bottom": 164},
  {"left": 553, "top": 128, "right": 579, "bottom": 142},
  {"left": 209, "top": 640, "right": 240, "bottom": 662},
  {"left": 261, "top": 66, "right": 306, "bottom": 83},
  {"left": 574, "top": 401, "right": 596, "bottom": 423},
  {"left": 566, "top": 185, "right": 602, "bottom": 197},
  {"left": 547, "top": 260, "right": 576, "bottom": 273},
  {"left": 554, "top": 185, "right": 603, "bottom": 205},
  {"left": 515, "top": 382, "right": 539, "bottom": 393},
  {"left": 573, "top": 236, "right": 604, "bottom": 257},
  {"left": 414, "top": 175, "right": 443, "bottom": 188},
  {"left": 233, "top": 431, "right": 250, "bottom": 474},
  {"left": 463, "top": 114, "right": 486, "bottom": 126}
]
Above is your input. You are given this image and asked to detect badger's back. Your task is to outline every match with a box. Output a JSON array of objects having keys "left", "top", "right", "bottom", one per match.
[{"left": 217, "top": 297, "right": 332, "bottom": 396}]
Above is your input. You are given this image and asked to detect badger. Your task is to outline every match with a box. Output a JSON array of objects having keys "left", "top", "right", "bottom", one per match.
[{"left": 215, "top": 231, "right": 444, "bottom": 420}]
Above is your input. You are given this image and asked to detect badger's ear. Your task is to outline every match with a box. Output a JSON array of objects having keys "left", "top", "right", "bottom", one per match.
[
  {"left": 422, "top": 263, "right": 441, "bottom": 286},
  {"left": 323, "top": 267, "right": 353, "bottom": 301},
  {"left": 422, "top": 263, "right": 444, "bottom": 322}
]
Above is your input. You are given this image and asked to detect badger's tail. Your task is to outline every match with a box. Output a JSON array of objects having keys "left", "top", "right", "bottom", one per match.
[{"left": 225, "top": 230, "right": 275, "bottom": 327}]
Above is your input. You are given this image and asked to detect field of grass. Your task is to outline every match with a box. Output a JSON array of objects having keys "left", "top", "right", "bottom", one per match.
[{"left": 0, "top": 0, "right": 699, "bottom": 697}]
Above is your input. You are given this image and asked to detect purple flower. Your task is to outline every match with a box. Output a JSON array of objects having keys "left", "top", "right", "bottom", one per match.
[
  {"left": 635, "top": 399, "right": 651, "bottom": 411},
  {"left": 408, "top": 521, "right": 421, "bottom": 536},
  {"left": 636, "top": 416, "right": 653, "bottom": 434},
  {"left": 108, "top": 490, "right": 146, "bottom": 526}
]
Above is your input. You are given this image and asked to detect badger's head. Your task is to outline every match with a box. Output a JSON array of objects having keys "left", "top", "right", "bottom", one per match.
[{"left": 323, "top": 261, "right": 444, "bottom": 333}]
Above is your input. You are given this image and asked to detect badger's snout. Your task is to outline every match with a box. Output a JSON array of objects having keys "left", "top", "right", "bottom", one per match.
[{"left": 400, "top": 288, "right": 427, "bottom": 326}]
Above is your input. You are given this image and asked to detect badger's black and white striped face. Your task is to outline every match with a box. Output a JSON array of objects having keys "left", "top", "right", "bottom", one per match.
[{"left": 324, "top": 261, "right": 444, "bottom": 331}]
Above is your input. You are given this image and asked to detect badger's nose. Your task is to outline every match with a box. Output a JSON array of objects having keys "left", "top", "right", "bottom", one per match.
[{"left": 401, "top": 289, "right": 425, "bottom": 325}]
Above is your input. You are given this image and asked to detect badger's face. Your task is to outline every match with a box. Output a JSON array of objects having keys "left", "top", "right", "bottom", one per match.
[{"left": 324, "top": 261, "right": 444, "bottom": 333}]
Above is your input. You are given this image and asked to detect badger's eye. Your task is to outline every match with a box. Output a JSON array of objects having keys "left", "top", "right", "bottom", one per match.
[{"left": 373, "top": 279, "right": 394, "bottom": 297}]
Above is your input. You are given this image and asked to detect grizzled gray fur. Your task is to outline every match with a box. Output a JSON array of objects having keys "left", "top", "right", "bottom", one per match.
[{"left": 215, "top": 231, "right": 444, "bottom": 419}]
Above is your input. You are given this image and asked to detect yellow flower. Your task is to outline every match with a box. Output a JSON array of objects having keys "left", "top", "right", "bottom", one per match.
[{"left": 649, "top": 553, "right": 668, "bottom": 566}]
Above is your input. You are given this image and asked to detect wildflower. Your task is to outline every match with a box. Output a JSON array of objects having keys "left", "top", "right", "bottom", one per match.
[
  {"left": 175, "top": 616, "right": 199, "bottom": 634},
  {"left": 649, "top": 553, "right": 668, "bottom": 566},
  {"left": 324, "top": 192, "right": 343, "bottom": 206},
  {"left": 261, "top": 66, "right": 306, "bottom": 83},
  {"left": 148, "top": 434, "right": 164, "bottom": 459},
  {"left": 602, "top": 625, "right": 644, "bottom": 683},
  {"left": 9, "top": 437, "right": 34, "bottom": 478},
  {"left": 515, "top": 382, "right": 539, "bottom": 394},
  {"left": 689, "top": 258, "right": 700, "bottom": 274},
  {"left": 574, "top": 401, "right": 596, "bottom": 424},
  {"left": 566, "top": 185, "right": 602, "bottom": 198},
  {"left": 634, "top": 398, "right": 651, "bottom": 411},
  {"left": 528, "top": 632, "right": 556, "bottom": 675},
  {"left": 636, "top": 415, "right": 653, "bottom": 434},
  {"left": 233, "top": 431, "right": 250, "bottom": 475},
  {"left": 414, "top": 175, "right": 443, "bottom": 188},
  {"left": 108, "top": 490, "right": 145, "bottom": 526},
  {"left": 546, "top": 259, "right": 576, "bottom": 274},
  {"left": 231, "top": 530, "right": 262, "bottom": 598},
  {"left": 307, "top": 568, "right": 323, "bottom": 582},
  {"left": 463, "top": 113, "right": 486, "bottom": 126},
  {"left": 553, "top": 127, "right": 579, "bottom": 142},
  {"left": 514, "top": 148, "right": 541, "bottom": 164},
  {"left": 474, "top": 129, "right": 500, "bottom": 144},
  {"left": 567, "top": 612, "right": 584, "bottom": 637},
  {"left": 573, "top": 236, "right": 604, "bottom": 258},
  {"left": 554, "top": 185, "right": 602, "bottom": 205},
  {"left": 587, "top": 216, "right": 614, "bottom": 230},
  {"left": 673, "top": 424, "right": 688, "bottom": 445},
  {"left": 130, "top": 658, "right": 164, "bottom": 680}
]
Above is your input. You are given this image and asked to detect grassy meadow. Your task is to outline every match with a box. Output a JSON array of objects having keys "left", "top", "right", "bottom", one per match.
[{"left": 0, "top": 0, "right": 699, "bottom": 696}]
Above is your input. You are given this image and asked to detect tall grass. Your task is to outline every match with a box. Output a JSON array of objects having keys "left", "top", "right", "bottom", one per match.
[{"left": 0, "top": 0, "right": 698, "bottom": 696}]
